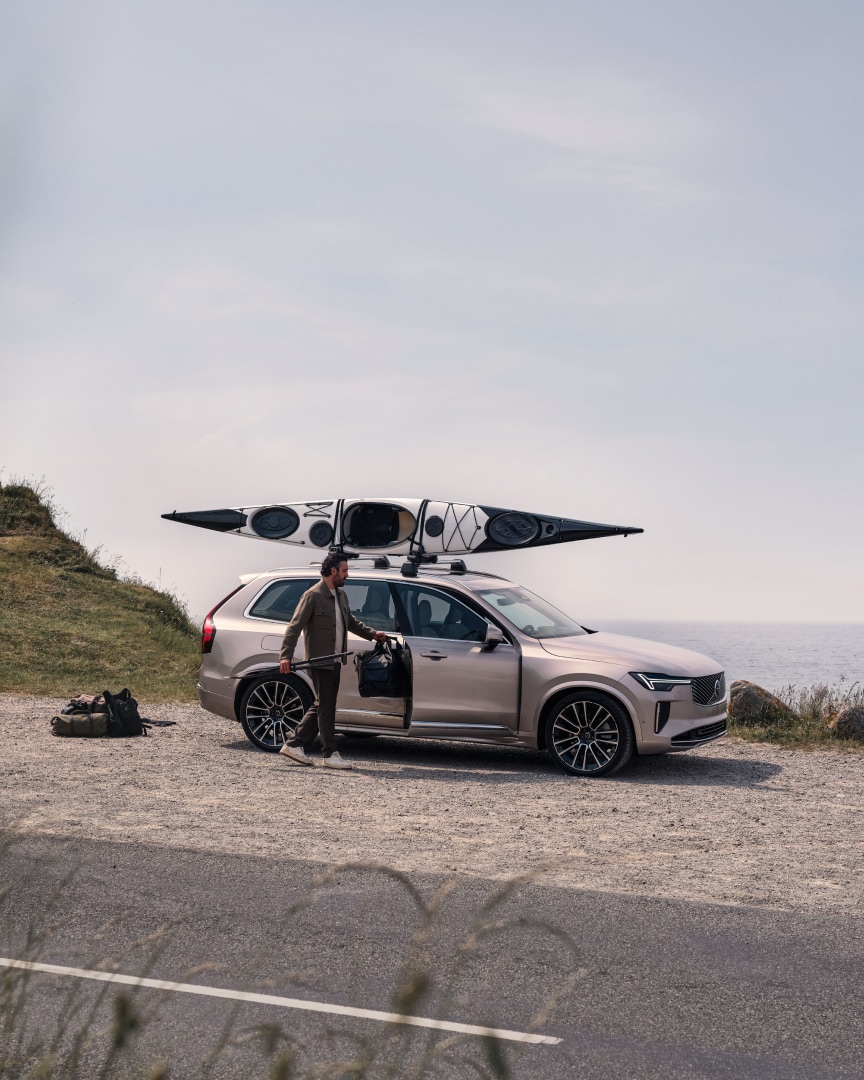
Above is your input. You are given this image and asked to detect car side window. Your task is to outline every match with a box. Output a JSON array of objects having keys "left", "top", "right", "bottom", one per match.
[
  {"left": 342, "top": 580, "right": 399, "bottom": 632},
  {"left": 393, "top": 584, "right": 489, "bottom": 641},
  {"left": 247, "top": 579, "right": 316, "bottom": 621}
]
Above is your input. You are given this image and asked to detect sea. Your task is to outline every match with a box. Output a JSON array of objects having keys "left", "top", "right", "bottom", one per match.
[{"left": 595, "top": 621, "right": 864, "bottom": 691}]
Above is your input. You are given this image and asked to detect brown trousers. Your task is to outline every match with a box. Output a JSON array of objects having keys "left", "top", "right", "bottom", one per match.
[{"left": 289, "top": 665, "right": 341, "bottom": 756}]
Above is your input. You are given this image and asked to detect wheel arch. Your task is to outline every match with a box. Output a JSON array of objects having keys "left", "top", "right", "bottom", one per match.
[
  {"left": 535, "top": 682, "right": 638, "bottom": 751},
  {"left": 233, "top": 665, "right": 313, "bottom": 721}
]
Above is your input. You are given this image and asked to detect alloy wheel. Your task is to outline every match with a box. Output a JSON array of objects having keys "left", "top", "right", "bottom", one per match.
[
  {"left": 550, "top": 697, "right": 623, "bottom": 774},
  {"left": 241, "top": 677, "right": 308, "bottom": 751}
]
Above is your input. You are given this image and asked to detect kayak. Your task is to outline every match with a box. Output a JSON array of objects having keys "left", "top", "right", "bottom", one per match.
[{"left": 162, "top": 497, "right": 642, "bottom": 557}]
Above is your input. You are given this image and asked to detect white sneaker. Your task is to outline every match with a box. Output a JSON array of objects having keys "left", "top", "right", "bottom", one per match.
[
  {"left": 319, "top": 751, "right": 352, "bottom": 770},
  {"left": 279, "top": 744, "right": 314, "bottom": 765}
]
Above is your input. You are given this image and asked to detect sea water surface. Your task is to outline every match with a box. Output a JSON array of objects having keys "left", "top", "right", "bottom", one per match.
[{"left": 595, "top": 621, "right": 864, "bottom": 691}]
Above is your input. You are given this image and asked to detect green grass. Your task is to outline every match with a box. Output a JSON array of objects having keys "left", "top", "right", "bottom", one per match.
[
  {"left": 0, "top": 481, "right": 199, "bottom": 701},
  {"left": 728, "top": 681, "right": 864, "bottom": 751}
]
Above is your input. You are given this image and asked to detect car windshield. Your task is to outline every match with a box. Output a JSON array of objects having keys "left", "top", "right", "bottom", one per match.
[{"left": 474, "top": 585, "right": 587, "bottom": 639}]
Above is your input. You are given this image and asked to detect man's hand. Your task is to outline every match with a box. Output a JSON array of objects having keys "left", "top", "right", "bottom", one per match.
[
  {"left": 279, "top": 659, "right": 291, "bottom": 674},
  {"left": 373, "top": 631, "right": 388, "bottom": 644}
]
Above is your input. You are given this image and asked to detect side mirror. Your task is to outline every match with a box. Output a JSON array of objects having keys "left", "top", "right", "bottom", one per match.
[{"left": 483, "top": 625, "right": 505, "bottom": 651}]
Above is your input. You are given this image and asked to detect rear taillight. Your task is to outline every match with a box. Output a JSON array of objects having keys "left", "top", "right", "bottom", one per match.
[
  {"left": 201, "top": 585, "right": 245, "bottom": 654},
  {"left": 201, "top": 613, "right": 217, "bottom": 653}
]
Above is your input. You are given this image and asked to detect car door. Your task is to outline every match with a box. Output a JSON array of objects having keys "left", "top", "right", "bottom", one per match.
[
  {"left": 337, "top": 579, "right": 407, "bottom": 729},
  {"left": 392, "top": 582, "right": 520, "bottom": 734}
]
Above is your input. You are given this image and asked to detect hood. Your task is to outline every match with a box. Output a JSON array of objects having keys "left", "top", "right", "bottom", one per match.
[{"left": 539, "top": 632, "right": 722, "bottom": 676}]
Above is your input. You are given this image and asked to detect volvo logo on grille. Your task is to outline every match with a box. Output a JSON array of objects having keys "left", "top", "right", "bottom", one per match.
[{"left": 714, "top": 678, "right": 721, "bottom": 700}]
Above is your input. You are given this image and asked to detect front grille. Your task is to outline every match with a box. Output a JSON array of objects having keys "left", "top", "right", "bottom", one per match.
[
  {"left": 691, "top": 672, "right": 725, "bottom": 706},
  {"left": 671, "top": 720, "right": 727, "bottom": 747}
]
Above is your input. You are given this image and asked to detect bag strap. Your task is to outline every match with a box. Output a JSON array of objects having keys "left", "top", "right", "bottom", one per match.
[{"left": 83, "top": 697, "right": 100, "bottom": 736}]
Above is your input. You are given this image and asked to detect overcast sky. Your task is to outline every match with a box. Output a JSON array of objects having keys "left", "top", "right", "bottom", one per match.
[{"left": 2, "top": 0, "right": 862, "bottom": 624}]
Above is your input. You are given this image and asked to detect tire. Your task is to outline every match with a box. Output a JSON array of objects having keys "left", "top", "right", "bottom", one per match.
[
  {"left": 239, "top": 674, "right": 312, "bottom": 752},
  {"left": 545, "top": 691, "right": 634, "bottom": 778}
]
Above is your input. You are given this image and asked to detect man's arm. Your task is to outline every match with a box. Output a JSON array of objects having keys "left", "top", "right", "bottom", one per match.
[{"left": 279, "top": 589, "right": 315, "bottom": 674}]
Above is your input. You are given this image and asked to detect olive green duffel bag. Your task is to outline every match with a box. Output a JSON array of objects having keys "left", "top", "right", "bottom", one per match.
[{"left": 51, "top": 710, "right": 110, "bottom": 737}]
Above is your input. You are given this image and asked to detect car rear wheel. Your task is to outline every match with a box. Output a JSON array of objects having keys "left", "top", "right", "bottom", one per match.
[
  {"left": 239, "top": 674, "right": 312, "bottom": 752},
  {"left": 546, "top": 691, "right": 634, "bottom": 777}
]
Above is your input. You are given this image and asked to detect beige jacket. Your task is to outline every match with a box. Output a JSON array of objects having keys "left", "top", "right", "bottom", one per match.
[{"left": 280, "top": 579, "right": 377, "bottom": 665}]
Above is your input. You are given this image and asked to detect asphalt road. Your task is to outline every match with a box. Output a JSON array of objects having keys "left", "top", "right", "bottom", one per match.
[{"left": 2, "top": 834, "right": 863, "bottom": 1079}]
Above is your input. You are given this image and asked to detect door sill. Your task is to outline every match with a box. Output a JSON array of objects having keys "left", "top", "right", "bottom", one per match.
[{"left": 408, "top": 721, "right": 513, "bottom": 733}]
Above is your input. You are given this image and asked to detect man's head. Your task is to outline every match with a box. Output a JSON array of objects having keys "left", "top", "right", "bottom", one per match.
[{"left": 321, "top": 552, "right": 349, "bottom": 587}]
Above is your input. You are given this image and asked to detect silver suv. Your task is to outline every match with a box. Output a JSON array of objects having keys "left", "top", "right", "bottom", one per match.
[{"left": 198, "top": 562, "right": 727, "bottom": 778}]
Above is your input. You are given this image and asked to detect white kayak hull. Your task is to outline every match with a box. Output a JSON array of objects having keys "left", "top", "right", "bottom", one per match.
[{"left": 162, "top": 497, "right": 642, "bottom": 557}]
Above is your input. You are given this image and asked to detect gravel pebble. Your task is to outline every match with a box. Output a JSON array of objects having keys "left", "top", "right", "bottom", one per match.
[{"left": 3, "top": 694, "right": 863, "bottom": 916}]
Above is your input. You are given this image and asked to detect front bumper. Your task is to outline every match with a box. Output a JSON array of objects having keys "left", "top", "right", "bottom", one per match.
[{"left": 668, "top": 717, "right": 727, "bottom": 749}]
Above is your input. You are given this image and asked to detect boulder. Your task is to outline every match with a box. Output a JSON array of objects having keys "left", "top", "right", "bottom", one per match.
[
  {"left": 728, "top": 680, "right": 796, "bottom": 727},
  {"left": 829, "top": 705, "right": 864, "bottom": 739}
]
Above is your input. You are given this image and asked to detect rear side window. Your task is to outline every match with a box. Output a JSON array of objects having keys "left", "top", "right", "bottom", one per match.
[{"left": 247, "top": 579, "right": 316, "bottom": 622}]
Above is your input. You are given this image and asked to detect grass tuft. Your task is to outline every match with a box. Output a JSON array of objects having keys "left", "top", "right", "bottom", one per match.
[{"left": 729, "top": 680, "right": 864, "bottom": 750}]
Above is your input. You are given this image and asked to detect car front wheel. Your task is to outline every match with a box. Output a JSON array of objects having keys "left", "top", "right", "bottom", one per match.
[
  {"left": 546, "top": 691, "right": 634, "bottom": 777},
  {"left": 239, "top": 674, "right": 312, "bottom": 752}
]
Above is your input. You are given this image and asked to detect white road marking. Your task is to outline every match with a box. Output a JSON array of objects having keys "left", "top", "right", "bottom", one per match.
[{"left": 0, "top": 958, "right": 561, "bottom": 1045}]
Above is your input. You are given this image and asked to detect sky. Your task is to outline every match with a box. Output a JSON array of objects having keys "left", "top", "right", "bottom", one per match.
[{"left": 1, "top": 0, "right": 862, "bottom": 625}]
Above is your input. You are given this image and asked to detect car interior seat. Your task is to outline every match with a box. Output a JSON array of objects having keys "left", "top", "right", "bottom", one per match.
[
  {"left": 416, "top": 599, "right": 435, "bottom": 637},
  {"left": 361, "top": 586, "right": 391, "bottom": 629}
]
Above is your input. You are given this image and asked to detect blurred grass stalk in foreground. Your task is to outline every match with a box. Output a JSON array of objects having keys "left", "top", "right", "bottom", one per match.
[{"left": 0, "top": 835, "right": 577, "bottom": 1080}]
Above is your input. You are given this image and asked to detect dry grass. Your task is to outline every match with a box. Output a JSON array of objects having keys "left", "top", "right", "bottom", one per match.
[
  {"left": 728, "top": 681, "right": 864, "bottom": 751},
  {"left": 0, "top": 481, "right": 199, "bottom": 701}
]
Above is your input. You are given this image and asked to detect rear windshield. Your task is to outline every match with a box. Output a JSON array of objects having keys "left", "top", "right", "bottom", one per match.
[
  {"left": 474, "top": 585, "right": 586, "bottom": 639},
  {"left": 247, "top": 579, "right": 316, "bottom": 622}
]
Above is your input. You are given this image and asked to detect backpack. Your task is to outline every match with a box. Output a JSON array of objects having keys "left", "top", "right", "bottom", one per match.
[
  {"left": 355, "top": 640, "right": 406, "bottom": 698},
  {"left": 103, "top": 688, "right": 147, "bottom": 737},
  {"left": 51, "top": 689, "right": 147, "bottom": 737}
]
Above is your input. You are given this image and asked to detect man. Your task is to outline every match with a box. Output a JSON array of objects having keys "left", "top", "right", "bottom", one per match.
[{"left": 278, "top": 552, "right": 387, "bottom": 770}]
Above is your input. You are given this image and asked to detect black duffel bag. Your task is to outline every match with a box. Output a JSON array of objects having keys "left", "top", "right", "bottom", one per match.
[{"left": 355, "top": 639, "right": 406, "bottom": 698}]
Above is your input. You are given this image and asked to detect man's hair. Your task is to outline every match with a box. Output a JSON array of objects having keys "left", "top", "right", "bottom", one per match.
[{"left": 320, "top": 551, "right": 348, "bottom": 578}]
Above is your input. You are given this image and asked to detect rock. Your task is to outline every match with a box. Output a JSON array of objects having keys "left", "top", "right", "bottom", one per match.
[
  {"left": 728, "top": 681, "right": 796, "bottom": 727},
  {"left": 829, "top": 705, "right": 864, "bottom": 739}
]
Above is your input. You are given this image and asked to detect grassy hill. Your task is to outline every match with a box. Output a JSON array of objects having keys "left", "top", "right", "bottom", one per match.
[{"left": 0, "top": 482, "right": 199, "bottom": 700}]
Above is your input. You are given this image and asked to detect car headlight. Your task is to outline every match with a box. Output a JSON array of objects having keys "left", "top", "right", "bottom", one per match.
[{"left": 629, "top": 672, "right": 692, "bottom": 692}]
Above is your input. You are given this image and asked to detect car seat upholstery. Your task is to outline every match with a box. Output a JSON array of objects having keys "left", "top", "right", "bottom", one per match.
[
  {"left": 361, "top": 586, "right": 392, "bottom": 629},
  {"left": 416, "top": 599, "right": 435, "bottom": 637}
]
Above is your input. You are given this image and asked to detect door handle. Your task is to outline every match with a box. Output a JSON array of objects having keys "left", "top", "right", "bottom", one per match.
[{"left": 420, "top": 651, "right": 447, "bottom": 660}]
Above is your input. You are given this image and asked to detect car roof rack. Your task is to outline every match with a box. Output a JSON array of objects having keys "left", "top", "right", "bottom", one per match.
[{"left": 400, "top": 554, "right": 469, "bottom": 577}]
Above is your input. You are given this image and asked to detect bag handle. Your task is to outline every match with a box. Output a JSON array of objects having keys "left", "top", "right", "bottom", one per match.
[{"left": 87, "top": 695, "right": 105, "bottom": 737}]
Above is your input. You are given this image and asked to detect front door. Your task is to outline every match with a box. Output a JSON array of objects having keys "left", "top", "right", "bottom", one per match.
[
  {"left": 392, "top": 582, "right": 520, "bottom": 734},
  {"left": 337, "top": 579, "right": 407, "bottom": 729}
]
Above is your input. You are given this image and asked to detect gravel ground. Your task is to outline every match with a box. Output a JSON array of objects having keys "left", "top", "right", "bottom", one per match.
[{"left": 3, "top": 694, "right": 863, "bottom": 916}]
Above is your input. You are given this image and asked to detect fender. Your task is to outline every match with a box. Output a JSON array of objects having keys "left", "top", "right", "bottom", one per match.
[
  {"left": 530, "top": 677, "right": 642, "bottom": 747},
  {"left": 231, "top": 663, "right": 315, "bottom": 713}
]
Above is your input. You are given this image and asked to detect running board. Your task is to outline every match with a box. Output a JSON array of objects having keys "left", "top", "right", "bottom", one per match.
[{"left": 335, "top": 723, "right": 522, "bottom": 745}]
